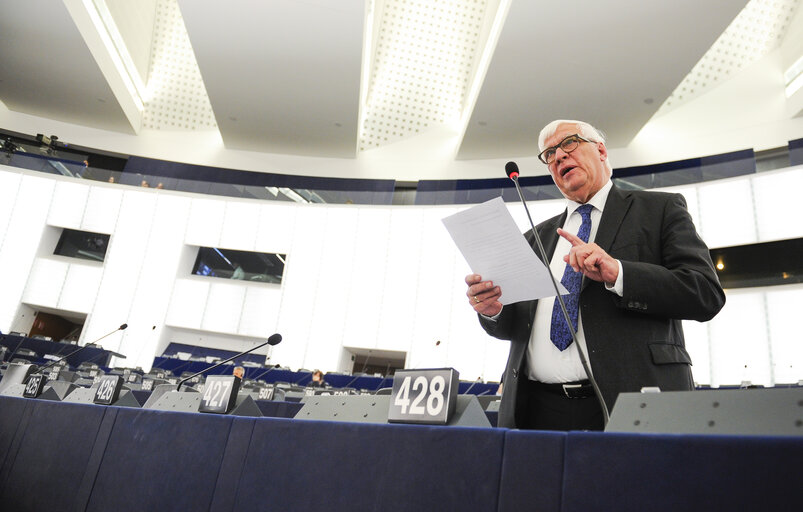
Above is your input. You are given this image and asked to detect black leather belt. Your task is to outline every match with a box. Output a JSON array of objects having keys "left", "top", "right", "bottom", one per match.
[{"left": 530, "top": 379, "right": 595, "bottom": 399}]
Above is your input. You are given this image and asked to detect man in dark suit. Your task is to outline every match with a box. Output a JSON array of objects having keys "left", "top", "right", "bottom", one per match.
[{"left": 465, "top": 120, "right": 725, "bottom": 431}]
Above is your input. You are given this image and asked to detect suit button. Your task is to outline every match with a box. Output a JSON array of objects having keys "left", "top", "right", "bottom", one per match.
[
  {"left": 628, "top": 301, "right": 634, "bottom": 308},
  {"left": 512, "top": 369, "right": 518, "bottom": 378}
]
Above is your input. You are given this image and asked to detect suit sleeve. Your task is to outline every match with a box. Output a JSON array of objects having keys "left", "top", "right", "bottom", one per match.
[{"left": 614, "top": 193, "right": 725, "bottom": 321}]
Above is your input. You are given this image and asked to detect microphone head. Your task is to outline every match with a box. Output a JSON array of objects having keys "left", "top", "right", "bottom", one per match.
[
  {"left": 505, "top": 161, "right": 519, "bottom": 179},
  {"left": 267, "top": 333, "right": 282, "bottom": 346},
  {"left": 119, "top": 323, "right": 128, "bottom": 330}
]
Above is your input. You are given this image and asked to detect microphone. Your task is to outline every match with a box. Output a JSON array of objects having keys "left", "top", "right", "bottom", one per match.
[
  {"left": 177, "top": 333, "right": 282, "bottom": 391},
  {"left": 505, "top": 161, "right": 519, "bottom": 179},
  {"left": 37, "top": 323, "right": 128, "bottom": 375},
  {"left": 505, "top": 162, "right": 610, "bottom": 425}
]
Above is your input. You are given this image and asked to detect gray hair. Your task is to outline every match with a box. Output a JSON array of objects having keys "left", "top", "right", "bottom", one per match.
[{"left": 538, "top": 119, "right": 612, "bottom": 172}]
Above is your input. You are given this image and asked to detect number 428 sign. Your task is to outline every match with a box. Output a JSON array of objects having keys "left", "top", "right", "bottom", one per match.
[{"left": 388, "top": 368, "right": 459, "bottom": 425}]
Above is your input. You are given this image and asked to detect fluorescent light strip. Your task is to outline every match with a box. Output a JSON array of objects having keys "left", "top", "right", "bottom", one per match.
[
  {"left": 81, "top": 0, "right": 145, "bottom": 110},
  {"left": 784, "top": 55, "right": 803, "bottom": 98},
  {"left": 785, "top": 71, "right": 803, "bottom": 98}
]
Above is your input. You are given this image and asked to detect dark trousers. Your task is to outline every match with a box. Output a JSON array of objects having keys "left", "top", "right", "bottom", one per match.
[{"left": 521, "top": 379, "right": 604, "bottom": 431}]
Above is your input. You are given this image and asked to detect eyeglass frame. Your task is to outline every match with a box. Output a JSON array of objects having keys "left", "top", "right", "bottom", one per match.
[{"left": 538, "top": 133, "right": 597, "bottom": 165}]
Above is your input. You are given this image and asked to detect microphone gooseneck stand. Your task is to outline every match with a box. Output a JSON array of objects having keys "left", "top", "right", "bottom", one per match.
[{"left": 506, "top": 163, "right": 609, "bottom": 425}]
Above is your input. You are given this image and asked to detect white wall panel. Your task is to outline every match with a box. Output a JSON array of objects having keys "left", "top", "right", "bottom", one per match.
[
  {"left": 409, "top": 207, "right": 460, "bottom": 369},
  {"left": 376, "top": 208, "right": 424, "bottom": 353},
  {"left": 219, "top": 201, "right": 259, "bottom": 250},
  {"left": 82, "top": 186, "right": 124, "bottom": 234},
  {"left": 752, "top": 168, "right": 803, "bottom": 242},
  {"left": 697, "top": 179, "right": 758, "bottom": 248},
  {"left": 201, "top": 281, "right": 246, "bottom": 334},
  {"left": 0, "top": 175, "right": 55, "bottom": 329},
  {"left": 0, "top": 169, "right": 22, "bottom": 244},
  {"left": 185, "top": 197, "right": 224, "bottom": 246},
  {"left": 238, "top": 285, "right": 282, "bottom": 337},
  {"left": 47, "top": 180, "right": 88, "bottom": 229},
  {"left": 59, "top": 263, "right": 102, "bottom": 313},
  {"left": 304, "top": 207, "right": 359, "bottom": 369},
  {"left": 22, "top": 258, "right": 68, "bottom": 308},
  {"left": 166, "top": 279, "right": 210, "bottom": 329},
  {"left": 342, "top": 207, "right": 391, "bottom": 350},
  {"left": 708, "top": 290, "right": 771, "bottom": 386},
  {"left": 682, "top": 319, "right": 712, "bottom": 385},
  {"left": 270, "top": 206, "right": 323, "bottom": 369},
  {"left": 765, "top": 284, "right": 803, "bottom": 384},
  {"left": 83, "top": 190, "right": 156, "bottom": 352},
  {"left": 119, "top": 194, "right": 192, "bottom": 369},
  {"left": 255, "top": 202, "right": 296, "bottom": 252}
]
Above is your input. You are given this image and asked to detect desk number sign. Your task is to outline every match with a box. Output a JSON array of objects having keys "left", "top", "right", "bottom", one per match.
[
  {"left": 388, "top": 368, "right": 459, "bottom": 425},
  {"left": 199, "top": 375, "right": 241, "bottom": 414},
  {"left": 94, "top": 375, "right": 124, "bottom": 405},
  {"left": 23, "top": 374, "right": 47, "bottom": 398},
  {"left": 257, "top": 386, "right": 275, "bottom": 401}
]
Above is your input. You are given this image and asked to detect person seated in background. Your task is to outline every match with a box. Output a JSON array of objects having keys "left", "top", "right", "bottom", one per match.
[
  {"left": 231, "top": 262, "right": 245, "bottom": 280},
  {"left": 309, "top": 369, "right": 327, "bottom": 388},
  {"left": 233, "top": 366, "right": 245, "bottom": 380},
  {"left": 140, "top": 180, "right": 150, "bottom": 188}
]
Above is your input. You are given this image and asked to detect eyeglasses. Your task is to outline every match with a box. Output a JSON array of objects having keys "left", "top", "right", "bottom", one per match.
[{"left": 538, "top": 134, "right": 595, "bottom": 165}]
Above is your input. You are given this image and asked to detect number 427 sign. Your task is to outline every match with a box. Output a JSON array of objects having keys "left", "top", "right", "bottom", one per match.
[{"left": 388, "top": 368, "right": 459, "bottom": 425}]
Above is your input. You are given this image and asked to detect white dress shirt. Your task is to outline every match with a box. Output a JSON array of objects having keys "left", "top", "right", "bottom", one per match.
[{"left": 525, "top": 180, "right": 623, "bottom": 383}]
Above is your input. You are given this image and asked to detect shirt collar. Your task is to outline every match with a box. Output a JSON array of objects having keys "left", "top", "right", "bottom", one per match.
[{"left": 564, "top": 179, "right": 612, "bottom": 215}]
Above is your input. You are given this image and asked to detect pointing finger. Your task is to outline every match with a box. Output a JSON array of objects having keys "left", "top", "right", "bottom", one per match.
[{"left": 557, "top": 228, "right": 583, "bottom": 246}]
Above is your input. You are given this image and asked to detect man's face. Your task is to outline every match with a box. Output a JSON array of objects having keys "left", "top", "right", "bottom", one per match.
[{"left": 544, "top": 123, "right": 609, "bottom": 203}]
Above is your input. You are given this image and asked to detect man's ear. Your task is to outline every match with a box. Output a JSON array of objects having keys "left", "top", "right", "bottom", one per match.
[{"left": 597, "top": 142, "right": 608, "bottom": 162}]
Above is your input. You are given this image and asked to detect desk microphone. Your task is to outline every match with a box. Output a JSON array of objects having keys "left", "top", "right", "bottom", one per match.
[
  {"left": 176, "top": 333, "right": 282, "bottom": 391},
  {"left": 37, "top": 323, "right": 128, "bottom": 375},
  {"left": 463, "top": 377, "right": 483, "bottom": 396},
  {"left": 505, "top": 161, "right": 609, "bottom": 425}
]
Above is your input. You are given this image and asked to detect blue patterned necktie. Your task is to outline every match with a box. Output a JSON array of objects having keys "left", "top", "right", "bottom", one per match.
[{"left": 550, "top": 204, "right": 594, "bottom": 351}]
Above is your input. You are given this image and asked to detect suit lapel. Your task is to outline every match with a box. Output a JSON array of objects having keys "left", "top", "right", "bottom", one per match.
[{"left": 595, "top": 183, "right": 631, "bottom": 252}]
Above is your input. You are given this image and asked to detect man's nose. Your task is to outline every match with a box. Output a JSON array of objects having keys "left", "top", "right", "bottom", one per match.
[{"left": 554, "top": 147, "right": 569, "bottom": 162}]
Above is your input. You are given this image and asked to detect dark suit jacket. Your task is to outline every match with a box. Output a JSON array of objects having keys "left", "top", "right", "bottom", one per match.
[{"left": 480, "top": 183, "right": 725, "bottom": 429}]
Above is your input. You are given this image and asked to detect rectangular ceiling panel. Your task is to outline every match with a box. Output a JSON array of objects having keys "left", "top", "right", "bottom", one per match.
[{"left": 179, "top": 0, "right": 364, "bottom": 157}]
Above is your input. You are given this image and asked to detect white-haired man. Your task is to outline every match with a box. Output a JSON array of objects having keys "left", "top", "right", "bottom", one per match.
[{"left": 465, "top": 120, "right": 725, "bottom": 430}]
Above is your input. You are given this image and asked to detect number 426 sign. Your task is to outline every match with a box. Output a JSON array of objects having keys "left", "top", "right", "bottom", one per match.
[{"left": 388, "top": 368, "right": 459, "bottom": 425}]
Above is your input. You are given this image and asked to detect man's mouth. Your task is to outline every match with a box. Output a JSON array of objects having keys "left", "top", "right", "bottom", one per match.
[{"left": 560, "top": 165, "right": 577, "bottom": 178}]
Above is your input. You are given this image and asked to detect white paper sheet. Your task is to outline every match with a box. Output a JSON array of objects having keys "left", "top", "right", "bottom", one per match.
[{"left": 442, "top": 197, "right": 566, "bottom": 305}]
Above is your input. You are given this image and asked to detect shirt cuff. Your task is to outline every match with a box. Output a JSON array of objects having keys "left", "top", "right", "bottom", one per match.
[
  {"left": 604, "top": 260, "right": 624, "bottom": 296},
  {"left": 480, "top": 309, "right": 502, "bottom": 321}
]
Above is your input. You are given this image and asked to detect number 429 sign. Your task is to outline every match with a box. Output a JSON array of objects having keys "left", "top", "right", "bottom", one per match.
[{"left": 388, "top": 368, "right": 459, "bottom": 425}]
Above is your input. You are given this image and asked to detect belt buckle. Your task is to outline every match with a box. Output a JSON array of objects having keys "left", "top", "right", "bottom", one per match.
[{"left": 562, "top": 383, "right": 582, "bottom": 399}]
